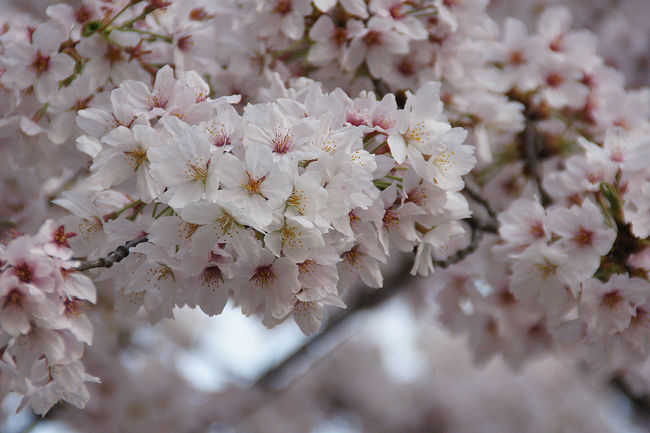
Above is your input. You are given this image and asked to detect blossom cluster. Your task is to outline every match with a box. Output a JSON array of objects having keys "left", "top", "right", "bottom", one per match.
[
  {"left": 429, "top": 6, "right": 650, "bottom": 370},
  {"left": 61, "top": 65, "right": 474, "bottom": 336},
  {"left": 488, "top": 0, "right": 650, "bottom": 88},
  {"left": 0, "top": 221, "right": 97, "bottom": 415},
  {"left": 0, "top": 0, "right": 648, "bottom": 423}
]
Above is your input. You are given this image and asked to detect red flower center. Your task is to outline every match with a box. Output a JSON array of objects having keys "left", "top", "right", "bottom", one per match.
[
  {"left": 31, "top": 51, "right": 50, "bottom": 76},
  {"left": 13, "top": 263, "right": 32, "bottom": 283},
  {"left": 251, "top": 265, "right": 275, "bottom": 288}
]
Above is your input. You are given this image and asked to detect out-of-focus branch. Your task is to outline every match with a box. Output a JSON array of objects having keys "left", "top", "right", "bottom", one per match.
[
  {"left": 523, "top": 119, "right": 552, "bottom": 206},
  {"left": 75, "top": 236, "right": 148, "bottom": 271},
  {"left": 611, "top": 376, "right": 650, "bottom": 420},
  {"left": 254, "top": 255, "right": 415, "bottom": 390},
  {"left": 463, "top": 182, "right": 498, "bottom": 224},
  {"left": 255, "top": 214, "right": 490, "bottom": 389},
  {"left": 198, "top": 214, "right": 492, "bottom": 430},
  {"left": 433, "top": 218, "right": 487, "bottom": 269}
]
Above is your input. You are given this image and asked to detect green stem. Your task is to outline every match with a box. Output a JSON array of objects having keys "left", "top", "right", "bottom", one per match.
[
  {"left": 118, "top": 7, "right": 158, "bottom": 29},
  {"left": 154, "top": 205, "right": 172, "bottom": 219},
  {"left": 100, "top": 30, "right": 125, "bottom": 48},
  {"left": 100, "top": 1, "right": 142, "bottom": 31},
  {"left": 370, "top": 142, "right": 387, "bottom": 154},
  {"left": 108, "top": 200, "right": 144, "bottom": 220},
  {"left": 127, "top": 202, "right": 147, "bottom": 221},
  {"left": 120, "top": 27, "right": 173, "bottom": 43},
  {"left": 373, "top": 180, "right": 392, "bottom": 188}
]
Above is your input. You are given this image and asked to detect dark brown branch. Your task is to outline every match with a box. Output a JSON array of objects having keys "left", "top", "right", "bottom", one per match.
[
  {"left": 523, "top": 119, "right": 553, "bottom": 207},
  {"left": 255, "top": 217, "right": 490, "bottom": 389},
  {"left": 463, "top": 182, "right": 498, "bottom": 223},
  {"left": 74, "top": 236, "right": 148, "bottom": 271},
  {"left": 433, "top": 219, "right": 486, "bottom": 269},
  {"left": 611, "top": 375, "right": 650, "bottom": 420}
]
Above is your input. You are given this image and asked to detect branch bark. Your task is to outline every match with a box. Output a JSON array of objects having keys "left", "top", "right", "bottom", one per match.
[
  {"left": 463, "top": 182, "right": 498, "bottom": 223},
  {"left": 255, "top": 215, "right": 489, "bottom": 389},
  {"left": 254, "top": 255, "right": 414, "bottom": 389},
  {"left": 74, "top": 235, "right": 148, "bottom": 271},
  {"left": 523, "top": 119, "right": 553, "bottom": 206},
  {"left": 611, "top": 375, "right": 650, "bottom": 421},
  {"left": 433, "top": 219, "right": 487, "bottom": 269}
]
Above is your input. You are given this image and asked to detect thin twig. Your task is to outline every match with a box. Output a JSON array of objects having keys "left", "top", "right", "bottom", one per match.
[
  {"left": 433, "top": 220, "right": 486, "bottom": 269},
  {"left": 371, "top": 77, "right": 389, "bottom": 99},
  {"left": 463, "top": 182, "right": 498, "bottom": 222},
  {"left": 74, "top": 236, "right": 148, "bottom": 271},
  {"left": 524, "top": 119, "right": 552, "bottom": 206}
]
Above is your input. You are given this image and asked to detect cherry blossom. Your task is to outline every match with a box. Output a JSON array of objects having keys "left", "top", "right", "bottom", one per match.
[{"left": 1, "top": 0, "right": 650, "bottom": 425}]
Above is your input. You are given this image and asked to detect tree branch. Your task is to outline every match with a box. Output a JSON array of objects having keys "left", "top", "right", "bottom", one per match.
[
  {"left": 74, "top": 236, "right": 148, "bottom": 271},
  {"left": 463, "top": 182, "right": 498, "bottom": 223},
  {"left": 254, "top": 255, "right": 415, "bottom": 390},
  {"left": 611, "top": 375, "right": 650, "bottom": 420},
  {"left": 255, "top": 216, "right": 490, "bottom": 389},
  {"left": 523, "top": 119, "right": 552, "bottom": 207},
  {"left": 433, "top": 219, "right": 487, "bottom": 269}
]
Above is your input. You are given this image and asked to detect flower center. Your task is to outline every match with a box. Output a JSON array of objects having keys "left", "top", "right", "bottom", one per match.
[
  {"left": 150, "top": 89, "right": 168, "bottom": 109},
  {"left": 363, "top": 30, "right": 382, "bottom": 47},
  {"left": 251, "top": 265, "right": 275, "bottom": 288},
  {"left": 389, "top": 4, "right": 406, "bottom": 19},
  {"left": 342, "top": 246, "right": 361, "bottom": 267},
  {"left": 281, "top": 224, "right": 303, "bottom": 248},
  {"left": 287, "top": 188, "right": 306, "bottom": 214},
  {"left": 405, "top": 121, "right": 429, "bottom": 144},
  {"left": 273, "top": 0, "right": 293, "bottom": 15},
  {"left": 75, "top": 5, "right": 91, "bottom": 23},
  {"left": 146, "top": 265, "right": 173, "bottom": 283},
  {"left": 124, "top": 147, "right": 148, "bottom": 171},
  {"left": 13, "top": 263, "right": 32, "bottom": 283},
  {"left": 200, "top": 266, "right": 223, "bottom": 287},
  {"left": 433, "top": 148, "right": 456, "bottom": 171},
  {"left": 397, "top": 58, "right": 415, "bottom": 76},
  {"left": 572, "top": 227, "right": 594, "bottom": 247},
  {"left": 382, "top": 208, "right": 399, "bottom": 229},
  {"left": 601, "top": 290, "right": 622, "bottom": 309},
  {"left": 243, "top": 171, "right": 266, "bottom": 194},
  {"left": 31, "top": 51, "right": 50, "bottom": 77},
  {"left": 185, "top": 159, "right": 208, "bottom": 182},
  {"left": 64, "top": 297, "right": 84, "bottom": 317},
  {"left": 3, "top": 288, "right": 23, "bottom": 308},
  {"left": 272, "top": 131, "right": 294, "bottom": 154},
  {"left": 177, "top": 35, "right": 193, "bottom": 52},
  {"left": 216, "top": 214, "right": 235, "bottom": 235},
  {"left": 529, "top": 221, "right": 545, "bottom": 239},
  {"left": 180, "top": 223, "right": 200, "bottom": 239},
  {"left": 206, "top": 122, "right": 231, "bottom": 147},
  {"left": 533, "top": 260, "right": 557, "bottom": 280},
  {"left": 406, "top": 187, "right": 427, "bottom": 206},
  {"left": 190, "top": 8, "right": 209, "bottom": 21},
  {"left": 53, "top": 225, "right": 76, "bottom": 248},
  {"left": 332, "top": 27, "right": 348, "bottom": 46},
  {"left": 545, "top": 73, "right": 564, "bottom": 88},
  {"left": 298, "top": 260, "right": 315, "bottom": 277},
  {"left": 105, "top": 45, "right": 124, "bottom": 65},
  {"left": 509, "top": 51, "right": 524, "bottom": 65}
]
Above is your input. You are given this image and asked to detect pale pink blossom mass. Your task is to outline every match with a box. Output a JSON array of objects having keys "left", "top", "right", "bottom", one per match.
[{"left": 0, "top": 0, "right": 649, "bottom": 431}]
